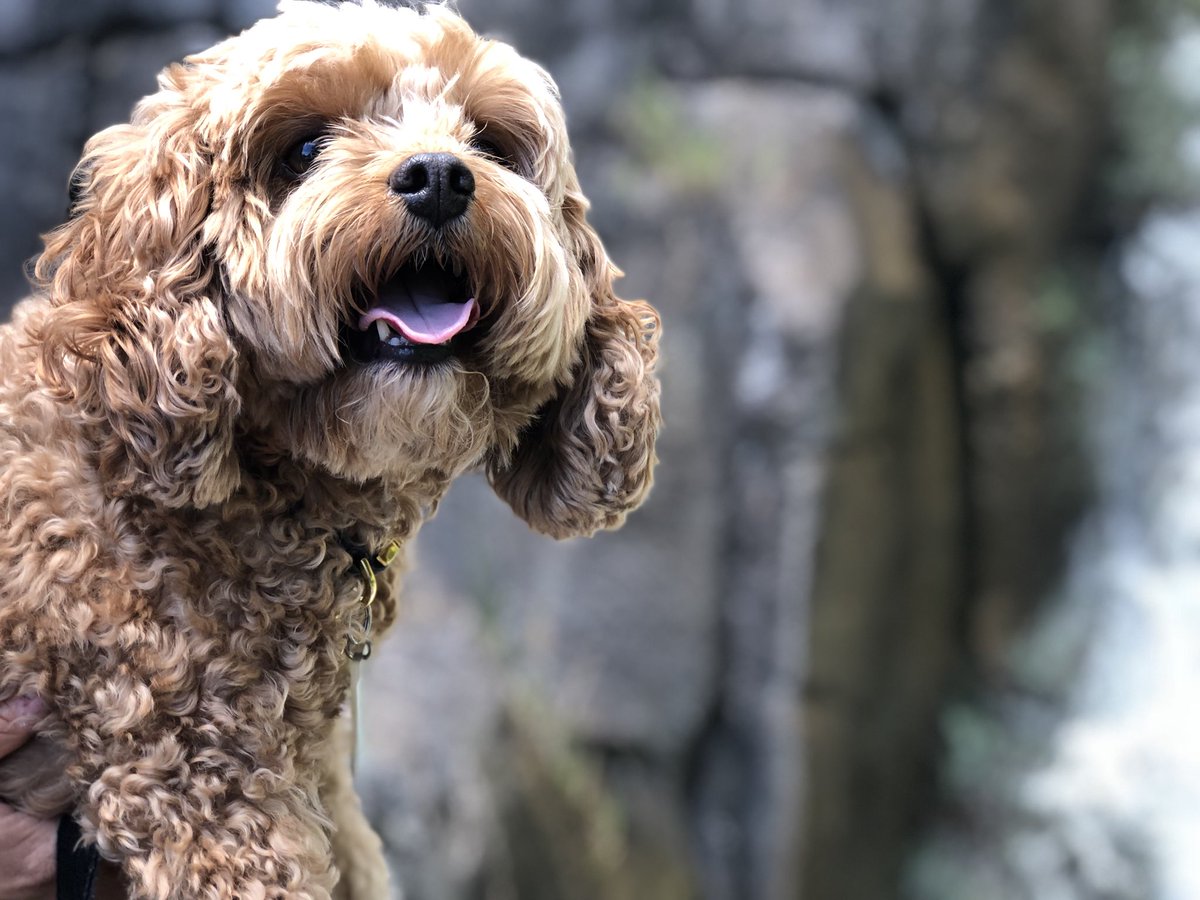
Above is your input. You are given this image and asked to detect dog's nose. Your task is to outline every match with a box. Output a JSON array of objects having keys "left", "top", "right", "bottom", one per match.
[{"left": 389, "top": 153, "right": 475, "bottom": 227}]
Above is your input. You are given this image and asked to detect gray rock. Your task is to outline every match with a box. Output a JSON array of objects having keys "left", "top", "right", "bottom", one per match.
[
  {"left": 0, "top": 47, "right": 89, "bottom": 307},
  {"left": 684, "top": 0, "right": 879, "bottom": 85},
  {"left": 120, "top": 0, "right": 223, "bottom": 26},
  {"left": 88, "top": 25, "right": 227, "bottom": 131},
  {"left": 358, "top": 581, "right": 503, "bottom": 900},
  {"left": 0, "top": 0, "right": 42, "bottom": 56},
  {"left": 222, "top": 0, "right": 281, "bottom": 30}
]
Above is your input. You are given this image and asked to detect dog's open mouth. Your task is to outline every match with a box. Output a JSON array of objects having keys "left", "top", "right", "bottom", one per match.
[{"left": 346, "top": 261, "right": 479, "bottom": 365}]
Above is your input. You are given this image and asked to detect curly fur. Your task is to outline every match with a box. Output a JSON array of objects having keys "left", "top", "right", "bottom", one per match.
[{"left": 0, "top": 2, "right": 660, "bottom": 897}]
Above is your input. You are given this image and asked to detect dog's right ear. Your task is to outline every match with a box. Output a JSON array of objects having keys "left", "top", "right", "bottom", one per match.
[
  {"left": 34, "top": 66, "right": 242, "bottom": 509},
  {"left": 487, "top": 187, "right": 662, "bottom": 539},
  {"left": 488, "top": 295, "right": 660, "bottom": 539}
]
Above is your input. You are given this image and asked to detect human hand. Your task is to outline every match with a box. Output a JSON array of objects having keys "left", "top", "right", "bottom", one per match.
[{"left": 0, "top": 696, "right": 54, "bottom": 900}]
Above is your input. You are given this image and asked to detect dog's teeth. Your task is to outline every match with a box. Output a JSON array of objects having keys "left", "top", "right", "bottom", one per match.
[
  {"left": 375, "top": 320, "right": 391, "bottom": 341},
  {"left": 387, "top": 336, "right": 403, "bottom": 347}
]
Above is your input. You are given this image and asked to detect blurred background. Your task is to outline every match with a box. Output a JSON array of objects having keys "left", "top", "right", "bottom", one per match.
[{"left": 2, "top": 0, "right": 1198, "bottom": 897}]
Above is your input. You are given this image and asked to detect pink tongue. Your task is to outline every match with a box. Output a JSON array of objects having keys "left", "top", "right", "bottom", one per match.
[{"left": 358, "top": 269, "right": 478, "bottom": 345}]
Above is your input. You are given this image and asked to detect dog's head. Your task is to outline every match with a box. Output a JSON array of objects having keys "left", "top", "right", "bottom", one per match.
[{"left": 35, "top": 0, "right": 660, "bottom": 538}]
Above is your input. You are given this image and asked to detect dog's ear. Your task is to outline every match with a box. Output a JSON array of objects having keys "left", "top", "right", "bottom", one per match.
[
  {"left": 488, "top": 190, "right": 662, "bottom": 539},
  {"left": 34, "top": 67, "right": 241, "bottom": 509}
]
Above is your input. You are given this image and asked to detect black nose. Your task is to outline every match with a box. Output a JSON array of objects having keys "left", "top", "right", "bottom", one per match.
[{"left": 389, "top": 152, "right": 475, "bottom": 227}]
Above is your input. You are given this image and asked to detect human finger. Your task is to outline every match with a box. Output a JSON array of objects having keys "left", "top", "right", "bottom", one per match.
[{"left": 0, "top": 696, "right": 47, "bottom": 758}]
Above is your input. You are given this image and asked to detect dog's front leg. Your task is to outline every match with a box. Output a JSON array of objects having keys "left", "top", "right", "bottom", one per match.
[
  {"left": 77, "top": 737, "right": 337, "bottom": 900},
  {"left": 54, "top": 658, "right": 337, "bottom": 900},
  {"left": 75, "top": 736, "right": 337, "bottom": 900}
]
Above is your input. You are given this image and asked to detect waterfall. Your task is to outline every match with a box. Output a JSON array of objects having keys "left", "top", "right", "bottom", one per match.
[
  {"left": 1016, "top": 209, "right": 1200, "bottom": 899},
  {"left": 910, "top": 20, "right": 1200, "bottom": 899}
]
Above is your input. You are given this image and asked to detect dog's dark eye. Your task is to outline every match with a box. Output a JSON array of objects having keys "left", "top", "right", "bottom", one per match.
[
  {"left": 470, "top": 133, "right": 517, "bottom": 171},
  {"left": 282, "top": 134, "right": 327, "bottom": 179}
]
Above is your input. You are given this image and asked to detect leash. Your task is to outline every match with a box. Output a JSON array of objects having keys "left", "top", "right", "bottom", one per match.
[
  {"left": 338, "top": 537, "right": 400, "bottom": 775},
  {"left": 56, "top": 815, "right": 100, "bottom": 900}
]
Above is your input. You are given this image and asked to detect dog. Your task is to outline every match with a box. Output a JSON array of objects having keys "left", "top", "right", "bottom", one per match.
[{"left": 0, "top": 1, "right": 660, "bottom": 896}]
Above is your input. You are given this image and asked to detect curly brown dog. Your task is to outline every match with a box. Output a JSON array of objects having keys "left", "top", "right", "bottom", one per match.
[{"left": 0, "top": 2, "right": 661, "bottom": 897}]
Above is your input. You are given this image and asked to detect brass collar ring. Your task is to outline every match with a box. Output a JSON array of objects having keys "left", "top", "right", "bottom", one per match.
[{"left": 344, "top": 539, "right": 400, "bottom": 662}]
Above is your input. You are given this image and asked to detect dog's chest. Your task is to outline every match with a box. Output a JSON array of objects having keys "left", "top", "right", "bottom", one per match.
[{"left": 148, "top": 511, "right": 383, "bottom": 718}]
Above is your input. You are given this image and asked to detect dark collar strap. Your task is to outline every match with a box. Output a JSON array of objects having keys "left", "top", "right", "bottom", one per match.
[
  {"left": 337, "top": 534, "right": 390, "bottom": 574},
  {"left": 337, "top": 534, "right": 400, "bottom": 575},
  {"left": 57, "top": 814, "right": 100, "bottom": 900}
]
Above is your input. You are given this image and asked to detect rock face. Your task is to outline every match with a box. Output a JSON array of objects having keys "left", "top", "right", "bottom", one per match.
[
  {"left": 0, "top": 1, "right": 274, "bottom": 307},
  {"left": 0, "top": 1, "right": 1114, "bottom": 899}
]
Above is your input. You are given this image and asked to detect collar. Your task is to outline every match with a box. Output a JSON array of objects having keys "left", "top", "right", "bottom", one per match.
[{"left": 339, "top": 536, "right": 401, "bottom": 661}]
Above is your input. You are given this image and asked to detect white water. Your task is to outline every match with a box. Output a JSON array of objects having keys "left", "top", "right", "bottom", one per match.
[
  {"left": 1018, "top": 208, "right": 1200, "bottom": 900},
  {"left": 1009, "top": 18, "right": 1200, "bottom": 893},
  {"left": 911, "top": 24, "right": 1200, "bottom": 899}
]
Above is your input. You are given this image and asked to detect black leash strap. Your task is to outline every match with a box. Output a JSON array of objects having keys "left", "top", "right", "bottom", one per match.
[{"left": 56, "top": 815, "right": 100, "bottom": 900}]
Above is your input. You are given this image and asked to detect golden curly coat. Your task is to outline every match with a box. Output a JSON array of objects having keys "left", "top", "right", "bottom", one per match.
[{"left": 0, "top": 2, "right": 661, "bottom": 897}]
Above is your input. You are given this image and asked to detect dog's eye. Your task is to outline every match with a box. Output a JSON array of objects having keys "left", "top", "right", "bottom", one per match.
[
  {"left": 281, "top": 134, "right": 327, "bottom": 179},
  {"left": 470, "top": 134, "right": 517, "bottom": 171}
]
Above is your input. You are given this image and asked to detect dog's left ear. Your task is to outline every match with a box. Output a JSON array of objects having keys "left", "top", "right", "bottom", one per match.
[
  {"left": 488, "top": 191, "right": 662, "bottom": 539},
  {"left": 35, "top": 65, "right": 241, "bottom": 509}
]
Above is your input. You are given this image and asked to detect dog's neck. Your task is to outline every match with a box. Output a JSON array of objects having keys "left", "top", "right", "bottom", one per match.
[
  {"left": 126, "top": 440, "right": 450, "bottom": 647},
  {"left": 230, "top": 424, "right": 450, "bottom": 542}
]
